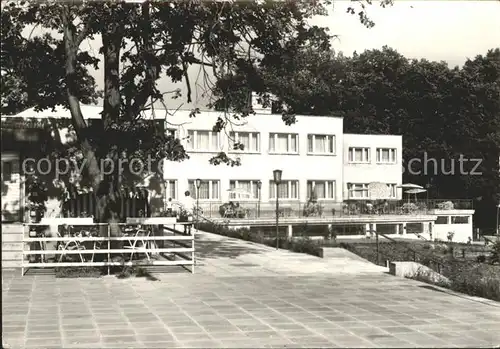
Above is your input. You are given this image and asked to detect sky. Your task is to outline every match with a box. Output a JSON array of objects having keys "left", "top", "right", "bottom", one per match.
[{"left": 70, "top": 1, "right": 500, "bottom": 109}]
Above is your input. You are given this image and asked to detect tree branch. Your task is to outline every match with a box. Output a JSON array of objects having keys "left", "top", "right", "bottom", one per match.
[
  {"left": 130, "top": 1, "right": 157, "bottom": 119},
  {"left": 75, "top": 21, "right": 90, "bottom": 47},
  {"left": 181, "top": 59, "right": 192, "bottom": 103}
]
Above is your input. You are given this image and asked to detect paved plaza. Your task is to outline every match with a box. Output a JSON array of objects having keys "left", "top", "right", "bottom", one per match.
[{"left": 3, "top": 231, "right": 500, "bottom": 348}]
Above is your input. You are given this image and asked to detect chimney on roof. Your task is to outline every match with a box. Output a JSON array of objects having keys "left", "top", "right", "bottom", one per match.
[{"left": 251, "top": 92, "right": 272, "bottom": 115}]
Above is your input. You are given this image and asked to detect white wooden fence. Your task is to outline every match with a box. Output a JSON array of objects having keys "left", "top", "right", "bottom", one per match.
[{"left": 21, "top": 217, "right": 195, "bottom": 276}]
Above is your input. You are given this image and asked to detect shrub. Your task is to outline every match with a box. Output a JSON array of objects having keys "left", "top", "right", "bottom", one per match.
[
  {"left": 437, "top": 201, "right": 455, "bottom": 210},
  {"left": 116, "top": 266, "right": 158, "bottom": 281},
  {"left": 401, "top": 203, "right": 418, "bottom": 214},
  {"left": 55, "top": 266, "right": 102, "bottom": 278},
  {"left": 198, "top": 221, "right": 322, "bottom": 257},
  {"left": 444, "top": 262, "right": 500, "bottom": 301},
  {"left": 491, "top": 240, "right": 500, "bottom": 264},
  {"left": 303, "top": 201, "right": 324, "bottom": 217},
  {"left": 476, "top": 255, "right": 487, "bottom": 263},
  {"left": 447, "top": 231, "right": 455, "bottom": 242}
]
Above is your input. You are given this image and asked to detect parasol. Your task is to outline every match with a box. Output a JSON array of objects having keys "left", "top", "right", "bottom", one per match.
[{"left": 405, "top": 188, "right": 427, "bottom": 203}]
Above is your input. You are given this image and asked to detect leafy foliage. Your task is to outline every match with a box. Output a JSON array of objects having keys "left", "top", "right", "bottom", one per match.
[
  {"left": 240, "top": 45, "right": 500, "bottom": 228},
  {"left": 491, "top": 240, "right": 500, "bottom": 265},
  {"left": 2, "top": 0, "right": 393, "bottom": 223}
]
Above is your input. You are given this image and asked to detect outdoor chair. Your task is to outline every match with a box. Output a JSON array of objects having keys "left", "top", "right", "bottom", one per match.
[
  {"left": 57, "top": 231, "right": 85, "bottom": 263},
  {"left": 123, "top": 227, "right": 152, "bottom": 261}
]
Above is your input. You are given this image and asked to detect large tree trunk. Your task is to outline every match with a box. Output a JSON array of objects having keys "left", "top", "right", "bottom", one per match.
[
  {"left": 62, "top": 6, "right": 124, "bottom": 240},
  {"left": 98, "top": 18, "right": 125, "bottom": 245},
  {"left": 62, "top": 7, "right": 102, "bottom": 191}
]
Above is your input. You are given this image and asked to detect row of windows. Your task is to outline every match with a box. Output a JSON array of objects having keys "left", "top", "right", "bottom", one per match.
[
  {"left": 181, "top": 130, "right": 336, "bottom": 155},
  {"left": 169, "top": 129, "right": 397, "bottom": 163},
  {"left": 435, "top": 216, "right": 470, "bottom": 224},
  {"left": 347, "top": 183, "right": 398, "bottom": 199},
  {"left": 164, "top": 179, "right": 397, "bottom": 201},
  {"left": 348, "top": 147, "right": 397, "bottom": 164}
]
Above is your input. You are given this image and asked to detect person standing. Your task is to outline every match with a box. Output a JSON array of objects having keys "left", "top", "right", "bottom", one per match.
[
  {"left": 180, "top": 191, "right": 195, "bottom": 234},
  {"left": 166, "top": 197, "right": 173, "bottom": 217}
]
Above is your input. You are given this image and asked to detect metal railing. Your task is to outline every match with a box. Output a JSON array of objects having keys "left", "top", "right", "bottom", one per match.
[
  {"left": 343, "top": 231, "right": 447, "bottom": 273},
  {"left": 427, "top": 199, "right": 474, "bottom": 210},
  {"left": 60, "top": 188, "right": 150, "bottom": 220},
  {"left": 190, "top": 199, "right": 474, "bottom": 221},
  {"left": 22, "top": 219, "right": 194, "bottom": 275}
]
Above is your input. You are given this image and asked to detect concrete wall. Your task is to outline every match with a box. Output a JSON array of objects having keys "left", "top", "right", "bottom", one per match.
[
  {"left": 342, "top": 134, "right": 403, "bottom": 200},
  {"left": 431, "top": 209, "right": 474, "bottom": 243}
]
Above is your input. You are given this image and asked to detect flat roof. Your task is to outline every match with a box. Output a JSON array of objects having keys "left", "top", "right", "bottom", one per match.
[{"left": 6, "top": 104, "right": 344, "bottom": 120}]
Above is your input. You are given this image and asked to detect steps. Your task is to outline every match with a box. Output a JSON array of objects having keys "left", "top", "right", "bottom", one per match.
[{"left": 2, "top": 224, "right": 24, "bottom": 268}]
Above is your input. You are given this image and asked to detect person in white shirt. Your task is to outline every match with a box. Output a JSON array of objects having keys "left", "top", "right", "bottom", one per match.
[
  {"left": 181, "top": 191, "right": 195, "bottom": 213},
  {"left": 166, "top": 197, "right": 173, "bottom": 217},
  {"left": 180, "top": 191, "right": 195, "bottom": 234}
]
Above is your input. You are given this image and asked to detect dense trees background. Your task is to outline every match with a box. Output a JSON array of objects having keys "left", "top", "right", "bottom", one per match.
[
  {"left": 243, "top": 46, "right": 499, "bottom": 229},
  {"left": 1, "top": 1, "right": 498, "bottom": 230},
  {"left": 2, "top": 0, "right": 385, "bottom": 227}
]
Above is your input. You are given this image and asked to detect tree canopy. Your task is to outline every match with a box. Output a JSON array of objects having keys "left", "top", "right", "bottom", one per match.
[
  {"left": 249, "top": 45, "right": 500, "bottom": 228},
  {"left": 1, "top": 0, "right": 394, "bottom": 223}
]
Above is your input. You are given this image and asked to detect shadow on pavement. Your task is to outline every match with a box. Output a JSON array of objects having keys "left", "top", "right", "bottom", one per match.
[{"left": 195, "top": 234, "right": 269, "bottom": 260}]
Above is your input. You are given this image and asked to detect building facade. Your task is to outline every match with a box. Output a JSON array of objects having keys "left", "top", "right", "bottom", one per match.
[
  {"left": 161, "top": 107, "right": 403, "bottom": 206},
  {"left": 1, "top": 103, "right": 404, "bottom": 221}
]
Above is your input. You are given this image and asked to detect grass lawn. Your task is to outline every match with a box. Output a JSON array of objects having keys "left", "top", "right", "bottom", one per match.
[{"left": 332, "top": 239, "right": 500, "bottom": 302}]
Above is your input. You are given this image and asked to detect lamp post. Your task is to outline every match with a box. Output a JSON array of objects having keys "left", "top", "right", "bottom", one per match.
[
  {"left": 195, "top": 178, "right": 201, "bottom": 232},
  {"left": 496, "top": 202, "right": 499, "bottom": 236},
  {"left": 257, "top": 180, "right": 262, "bottom": 218},
  {"left": 273, "top": 169, "right": 282, "bottom": 250},
  {"left": 425, "top": 182, "right": 432, "bottom": 211}
]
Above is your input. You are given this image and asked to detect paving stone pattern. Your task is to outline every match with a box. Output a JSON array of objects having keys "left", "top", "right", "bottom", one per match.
[{"left": 3, "top": 231, "right": 500, "bottom": 348}]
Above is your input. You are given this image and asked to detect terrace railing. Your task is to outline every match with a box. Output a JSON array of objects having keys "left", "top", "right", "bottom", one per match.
[
  {"left": 426, "top": 199, "right": 474, "bottom": 210},
  {"left": 191, "top": 198, "right": 474, "bottom": 221},
  {"left": 60, "top": 188, "right": 150, "bottom": 221},
  {"left": 21, "top": 218, "right": 194, "bottom": 276}
]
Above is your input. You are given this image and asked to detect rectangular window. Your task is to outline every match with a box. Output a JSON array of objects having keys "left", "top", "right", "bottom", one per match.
[
  {"left": 376, "top": 148, "right": 397, "bottom": 164},
  {"left": 388, "top": 184, "right": 397, "bottom": 198},
  {"left": 348, "top": 147, "right": 370, "bottom": 163},
  {"left": 165, "top": 180, "right": 177, "bottom": 200},
  {"left": 187, "top": 130, "right": 220, "bottom": 151},
  {"left": 269, "top": 180, "right": 299, "bottom": 199},
  {"left": 188, "top": 180, "right": 220, "bottom": 200},
  {"left": 269, "top": 133, "right": 299, "bottom": 154},
  {"left": 307, "top": 134, "right": 335, "bottom": 154},
  {"left": 451, "top": 216, "right": 469, "bottom": 224},
  {"left": 347, "top": 183, "right": 369, "bottom": 199},
  {"left": 229, "top": 180, "right": 260, "bottom": 200},
  {"left": 307, "top": 180, "right": 336, "bottom": 199},
  {"left": 436, "top": 216, "right": 449, "bottom": 224},
  {"left": 229, "top": 131, "right": 260, "bottom": 152}
]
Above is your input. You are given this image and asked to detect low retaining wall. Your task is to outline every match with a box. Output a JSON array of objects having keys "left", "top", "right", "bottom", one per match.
[{"left": 389, "top": 261, "right": 450, "bottom": 285}]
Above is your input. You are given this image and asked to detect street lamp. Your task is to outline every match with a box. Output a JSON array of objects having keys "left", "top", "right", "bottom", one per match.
[
  {"left": 425, "top": 182, "right": 431, "bottom": 208},
  {"left": 195, "top": 178, "right": 201, "bottom": 232},
  {"left": 496, "top": 202, "right": 499, "bottom": 236},
  {"left": 257, "top": 180, "right": 262, "bottom": 218},
  {"left": 273, "top": 169, "right": 282, "bottom": 250}
]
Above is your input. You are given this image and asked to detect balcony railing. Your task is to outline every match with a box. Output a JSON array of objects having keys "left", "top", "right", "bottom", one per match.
[{"left": 188, "top": 199, "right": 474, "bottom": 221}]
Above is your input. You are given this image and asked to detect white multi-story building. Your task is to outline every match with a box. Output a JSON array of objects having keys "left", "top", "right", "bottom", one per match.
[
  {"left": 3, "top": 102, "right": 479, "bottom": 245},
  {"left": 1, "top": 100, "right": 403, "bottom": 221},
  {"left": 164, "top": 104, "right": 403, "bottom": 205}
]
